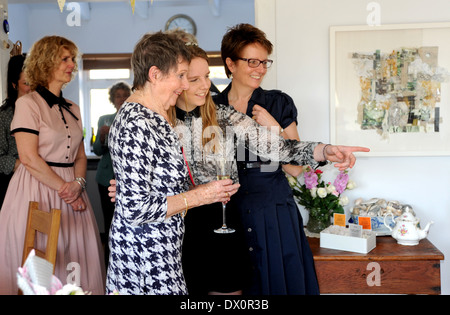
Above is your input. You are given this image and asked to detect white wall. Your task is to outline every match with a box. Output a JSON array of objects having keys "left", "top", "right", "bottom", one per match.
[{"left": 256, "top": 0, "right": 450, "bottom": 294}]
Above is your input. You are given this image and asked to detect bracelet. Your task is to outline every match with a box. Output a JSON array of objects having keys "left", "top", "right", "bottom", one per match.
[
  {"left": 76, "top": 177, "right": 86, "bottom": 188},
  {"left": 180, "top": 192, "right": 189, "bottom": 217},
  {"left": 322, "top": 144, "right": 330, "bottom": 161},
  {"left": 74, "top": 177, "right": 87, "bottom": 191}
]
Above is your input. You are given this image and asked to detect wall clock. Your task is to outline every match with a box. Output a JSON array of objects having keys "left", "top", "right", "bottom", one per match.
[{"left": 165, "top": 14, "right": 197, "bottom": 36}]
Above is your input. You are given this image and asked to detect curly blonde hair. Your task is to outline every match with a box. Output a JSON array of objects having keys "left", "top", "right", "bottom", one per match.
[{"left": 25, "top": 36, "right": 79, "bottom": 90}]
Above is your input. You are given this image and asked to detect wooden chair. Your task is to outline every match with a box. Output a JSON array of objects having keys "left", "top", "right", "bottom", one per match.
[{"left": 22, "top": 201, "right": 61, "bottom": 274}]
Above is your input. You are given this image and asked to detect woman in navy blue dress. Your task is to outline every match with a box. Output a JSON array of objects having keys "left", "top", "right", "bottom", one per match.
[{"left": 213, "top": 23, "right": 320, "bottom": 295}]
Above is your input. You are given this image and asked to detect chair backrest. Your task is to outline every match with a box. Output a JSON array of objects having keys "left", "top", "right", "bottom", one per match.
[{"left": 22, "top": 201, "right": 61, "bottom": 273}]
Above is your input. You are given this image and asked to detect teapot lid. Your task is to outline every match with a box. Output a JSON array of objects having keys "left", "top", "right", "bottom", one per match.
[{"left": 400, "top": 205, "right": 417, "bottom": 222}]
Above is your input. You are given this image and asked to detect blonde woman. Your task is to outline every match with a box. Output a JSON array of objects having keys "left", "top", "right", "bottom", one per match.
[{"left": 0, "top": 36, "right": 105, "bottom": 294}]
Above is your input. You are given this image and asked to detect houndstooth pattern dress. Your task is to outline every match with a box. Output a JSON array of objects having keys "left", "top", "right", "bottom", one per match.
[{"left": 106, "top": 102, "right": 189, "bottom": 295}]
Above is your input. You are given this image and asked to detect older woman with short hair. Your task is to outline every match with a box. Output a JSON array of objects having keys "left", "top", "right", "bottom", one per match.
[{"left": 105, "top": 32, "right": 240, "bottom": 295}]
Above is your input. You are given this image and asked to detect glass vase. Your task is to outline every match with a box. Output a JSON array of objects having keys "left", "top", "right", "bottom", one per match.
[{"left": 306, "top": 212, "right": 331, "bottom": 233}]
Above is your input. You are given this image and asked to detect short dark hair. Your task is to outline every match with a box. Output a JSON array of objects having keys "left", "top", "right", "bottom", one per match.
[
  {"left": 131, "top": 31, "right": 191, "bottom": 90},
  {"left": 221, "top": 23, "right": 273, "bottom": 78}
]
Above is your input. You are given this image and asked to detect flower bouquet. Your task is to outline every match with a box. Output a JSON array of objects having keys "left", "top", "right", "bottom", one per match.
[{"left": 288, "top": 166, "right": 355, "bottom": 233}]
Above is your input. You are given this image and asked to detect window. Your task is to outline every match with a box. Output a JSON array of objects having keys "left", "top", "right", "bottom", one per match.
[
  {"left": 89, "top": 69, "right": 131, "bottom": 80},
  {"left": 207, "top": 51, "right": 231, "bottom": 92},
  {"left": 80, "top": 54, "right": 133, "bottom": 155},
  {"left": 210, "top": 65, "right": 229, "bottom": 92}
]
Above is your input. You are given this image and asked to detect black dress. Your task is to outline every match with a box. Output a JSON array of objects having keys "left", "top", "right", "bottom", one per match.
[
  {"left": 177, "top": 106, "right": 251, "bottom": 294},
  {"left": 213, "top": 84, "right": 320, "bottom": 295},
  {"left": 0, "top": 105, "right": 17, "bottom": 209}
]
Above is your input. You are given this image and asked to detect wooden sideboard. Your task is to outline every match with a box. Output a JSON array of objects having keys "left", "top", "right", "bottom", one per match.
[{"left": 308, "top": 236, "right": 444, "bottom": 294}]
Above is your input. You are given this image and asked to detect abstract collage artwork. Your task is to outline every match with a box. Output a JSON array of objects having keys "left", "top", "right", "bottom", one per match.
[{"left": 352, "top": 46, "right": 450, "bottom": 140}]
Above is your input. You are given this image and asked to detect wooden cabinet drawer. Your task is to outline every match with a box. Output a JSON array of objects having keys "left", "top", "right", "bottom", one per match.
[
  {"left": 314, "top": 259, "right": 441, "bottom": 294},
  {"left": 308, "top": 236, "right": 444, "bottom": 294}
]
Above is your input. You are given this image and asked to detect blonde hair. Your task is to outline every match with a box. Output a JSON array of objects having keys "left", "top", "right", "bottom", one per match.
[
  {"left": 25, "top": 36, "right": 79, "bottom": 90},
  {"left": 169, "top": 45, "right": 221, "bottom": 150}
]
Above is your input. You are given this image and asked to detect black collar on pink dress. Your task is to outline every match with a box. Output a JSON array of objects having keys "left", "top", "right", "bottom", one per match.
[{"left": 36, "top": 86, "right": 79, "bottom": 124}]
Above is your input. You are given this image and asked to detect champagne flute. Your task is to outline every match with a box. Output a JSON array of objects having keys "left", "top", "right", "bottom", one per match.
[
  {"left": 103, "top": 117, "right": 114, "bottom": 145},
  {"left": 214, "top": 158, "right": 235, "bottom": 234}
]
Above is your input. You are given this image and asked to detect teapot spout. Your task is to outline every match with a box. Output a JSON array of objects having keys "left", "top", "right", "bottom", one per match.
[{"left": 419, "top": 221, "right": 434, "bottom": 239}]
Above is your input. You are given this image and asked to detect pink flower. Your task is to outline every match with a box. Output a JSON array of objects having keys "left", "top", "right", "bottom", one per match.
[
  {"left": 334, "top": 171, "right": 349, "bottom": 194},
  {"left": 304, "top": 169, "right": 318, "bottom": 189}
]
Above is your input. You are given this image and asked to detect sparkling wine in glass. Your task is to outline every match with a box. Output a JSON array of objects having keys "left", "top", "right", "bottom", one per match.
[
  {"left": 103, "top": 117, "right": 114, "bottom": 145},
  {"left": 214, "top": 159, "right": 235, "bottom": 234}
]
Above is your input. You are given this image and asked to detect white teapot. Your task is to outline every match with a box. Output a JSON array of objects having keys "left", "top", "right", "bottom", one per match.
[{"left": 383, "top": 205, "right": 433, "bottom": 246}]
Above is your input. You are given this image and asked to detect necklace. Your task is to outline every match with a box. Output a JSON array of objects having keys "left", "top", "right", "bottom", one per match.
[
  {"left": 130, "top": 90, "right": 176, "bottom": 128},
  {"left": 160, "top": 114, "right": 173, "bottom": 128}
]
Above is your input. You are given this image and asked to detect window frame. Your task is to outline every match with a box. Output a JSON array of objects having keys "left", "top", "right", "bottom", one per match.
[{"left": 80, "top": 54, "right": 133, "bottom": 155}]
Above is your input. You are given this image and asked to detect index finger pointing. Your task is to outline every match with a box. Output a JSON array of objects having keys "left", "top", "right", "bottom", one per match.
[{"left": 350, "top": 146, "right": 370, "bottom": 153}]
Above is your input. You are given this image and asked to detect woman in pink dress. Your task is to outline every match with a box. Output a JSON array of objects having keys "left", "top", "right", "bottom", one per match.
[{"left": 0, "top": 36, "right": 105, "bottom": 295}]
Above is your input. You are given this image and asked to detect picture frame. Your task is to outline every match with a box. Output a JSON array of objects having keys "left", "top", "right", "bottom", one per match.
[{"left": 330, "top": 22, "right": 450, "bottom": 156}]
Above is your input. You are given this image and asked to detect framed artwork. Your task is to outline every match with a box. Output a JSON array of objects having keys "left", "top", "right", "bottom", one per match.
[{"left": 330, "top": 23, "right": 450, "bottom": 156}]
